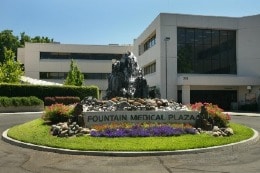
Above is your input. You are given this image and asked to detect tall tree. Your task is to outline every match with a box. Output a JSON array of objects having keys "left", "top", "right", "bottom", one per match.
[
  {"left": 64, "top": 59, "right": 84, "bottom": 86},
  {"left": 0, "top": 48, "right": 24, "bottom": 83},
  {"left": 0, "top": 29, "right": 55, "bottom": 62},
  {"left": 0, "top": 30, "right": 20, "bottom": 62},
  {"left": 31, "top": 36, "right": 53, "bottom": 43},
  {"left": 19, "top": 32, "right": 31, "bottom": 47}
]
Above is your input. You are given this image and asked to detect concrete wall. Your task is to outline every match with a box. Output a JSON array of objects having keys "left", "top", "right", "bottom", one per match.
[
  {"left": 134, "top": 13, "right": 260, "bottom": 106},
  {"left": 18, "top": 43, "right": 133, "bottom": 96},
  {"left": 237, "top": 14, "right": 260, "bottom": 76},
  {"left": 133, "top": 15, "right": 162, "bottom": 92},
  {"left": 18, "top": 13, "right": 260, "bottom": 107}
]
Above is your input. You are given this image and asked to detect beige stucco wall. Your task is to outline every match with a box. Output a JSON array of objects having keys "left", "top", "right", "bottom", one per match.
[
  {"left": 18, "top": 43, "right": 133, "bottom": 96},
  {"left": 134, "top": 13, "right": 260, "bottom": 105},
  {"left": 18, "top": 13, "right": 260, "bottom": 106},
  {"left": 237, "top": 14, "right": 260, "bottom": 76}
]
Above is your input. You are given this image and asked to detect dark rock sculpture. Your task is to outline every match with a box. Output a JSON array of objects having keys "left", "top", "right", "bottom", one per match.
[
  {"left": 195, "top": 105, "right": 214, "bottom": 130},
  {"left": 68, "top": 103, "right": 84, "bottom": 127},
  {"left": 105, "top": 51, "right": 148, "bottom": 99}
]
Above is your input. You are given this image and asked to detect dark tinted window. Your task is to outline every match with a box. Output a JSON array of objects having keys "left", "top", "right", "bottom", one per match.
[
  {"left": 177, "top": 27, "right": 236, "bottom": 74},
  {"left": 40, "top": 72, "right": 109, "bottom": 79},
  {"left": 40, "top": 52, "right": 123, "bottom": 60}
]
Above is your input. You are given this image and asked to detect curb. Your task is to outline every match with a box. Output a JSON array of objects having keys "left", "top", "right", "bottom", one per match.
[
  {"left": 0, "top": 112, "right": 44, "bottom": 116},
  {"left": 2, "top": 128, "right": 259, "bottom": 157}
]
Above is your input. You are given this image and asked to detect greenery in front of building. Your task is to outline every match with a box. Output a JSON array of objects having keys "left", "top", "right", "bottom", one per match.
[
  {"left": 0, "top": 84, "right": 99, "bottom": 100},
  {"left": 44, "top": 96, "right": 80, "bottom": 106},
  {"left": 64, "top": 59, "right": 84, "bottom": 86},
  {"left": 0, "top": 83, "right": 99, "bottom": 100},
  {"left": 42, "top": 104, "right": 74, "bottom": 124},
  {"left": 0, "top": 96, "right": 43, "bottom": 107},
  {"left": 0, "top": 48, "right": 23, "bottom": 83},
  {"left": 0, "top": 30, "right": 54, "bottom": 63},
  {"left": 189, "top": 102, "right": 231, "bottom": 127},
  {"left": 7, "top": 119, "right": 254, "bottom": 151}
]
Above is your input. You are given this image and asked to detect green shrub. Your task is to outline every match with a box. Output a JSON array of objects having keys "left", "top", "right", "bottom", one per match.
[
  {"left": 0, "top": 83, "right": 99, "bottom": 100},
  {"left": 12, "top": 97, "right": 22, "bottom": 106},
  {"left": 0, "top": 96, "right": 43, "bottom": 107},
  {"left": 42, "top": 104, "right": 74, "bottom": 124},
  {"left": 29, "top": 96, "right": 44, "bottom": 106},
  {"left": 22, "top": 97, "right": 32, "bottom": 106},
  {"left": 0, "top": 97, "right": 12, "bottom": 107}
]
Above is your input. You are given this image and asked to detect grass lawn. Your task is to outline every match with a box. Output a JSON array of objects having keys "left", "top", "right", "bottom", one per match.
[{"left": 7, "top": 118, "right": 254, "bottom": 151}]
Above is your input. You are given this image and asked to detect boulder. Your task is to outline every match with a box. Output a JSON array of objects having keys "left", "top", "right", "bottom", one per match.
[
  {"left": 212, "top": 126, "right": 220, "bottom": 132},
  {"left": 212, "top": 132, "right": 219, "bottom": 137},
  {"left": 117, "top": 101, "right": 130, "bottom": 110},
  {"left": 224, "top": 128, "right": 234, "bottom": 136}
]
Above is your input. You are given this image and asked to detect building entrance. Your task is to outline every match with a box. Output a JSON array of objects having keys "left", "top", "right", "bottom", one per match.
[{"left": 190, "top": 90, "right": 237, "bottom": 110}]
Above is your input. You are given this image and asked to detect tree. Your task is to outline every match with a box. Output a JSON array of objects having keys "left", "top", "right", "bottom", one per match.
[
  {"left": 0, "top": 48, "right": 24, "bottom": 83},
  {"left": 64, "top": 59, "right": 84, "bottom": 86},
  {"left": 0, "top": 29, "right": 55, "bottom": 62},
  {"left": 19, "top": 32, "right": 31, "bottom": 47},
  {"left": 0, "top": 30, "right": 20, "bottom": 62},
  {"left": 31, "top": 36, "right": 53, "bottom": 43}
]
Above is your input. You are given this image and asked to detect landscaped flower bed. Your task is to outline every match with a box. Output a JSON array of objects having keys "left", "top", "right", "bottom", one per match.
[
  {"left": 90, "top": 123, "right": 196, "bottom": 137},
  {"left": 43, "top": 101, "right": 233, "bottom": 138},
  {"left": 189, "top": 102, "right": 231, "bottom": 127}
]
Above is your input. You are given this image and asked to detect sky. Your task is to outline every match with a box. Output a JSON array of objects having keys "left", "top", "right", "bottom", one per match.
[{"left": 1, "top": 0, "right": 260, "bottom": 45}]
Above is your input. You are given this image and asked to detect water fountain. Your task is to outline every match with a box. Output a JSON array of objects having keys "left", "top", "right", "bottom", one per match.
[
  {"left": 105, "top": 51, "right": 148, "bottom": 99},
  {"left": 79, "top": 52, "right": 199, "bottom": 128}
]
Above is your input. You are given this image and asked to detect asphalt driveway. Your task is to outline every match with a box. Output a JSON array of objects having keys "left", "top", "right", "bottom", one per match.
[{"left": 1, "top": 112, "right": 260, "bottom": 173}]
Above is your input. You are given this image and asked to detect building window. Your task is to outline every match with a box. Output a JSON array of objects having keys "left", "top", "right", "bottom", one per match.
[
  {"left": 177, "top": 27, "right": 237, "bottom": 74},
  {"left": 143, "top": 62, "right": 156, "bottom": 75},
  {"left": 40, "top": 52, "right": 123, "bottom": 60},
  {"left": 139, "top": 31, "right": 156, "bottom": 55},
  {"left": 40, "top": 72, "right": 67, "bottom": 79},
  {"left": 84, "top": 73, "right": 109, "bottom": 79},
  {"left": 40, "top": 72, "right": 109, "bottom": 80}
]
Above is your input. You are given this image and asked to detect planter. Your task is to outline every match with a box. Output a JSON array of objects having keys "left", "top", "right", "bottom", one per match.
[{"left": 0, "top": 104, "right": 44, "bottom": 113}]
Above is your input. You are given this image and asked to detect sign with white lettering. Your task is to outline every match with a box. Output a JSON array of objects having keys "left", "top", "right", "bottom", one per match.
[{"left": 83, "top": 111, "right": 199, "bottom": 127}]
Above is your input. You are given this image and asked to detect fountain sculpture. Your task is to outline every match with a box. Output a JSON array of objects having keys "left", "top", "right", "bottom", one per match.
[
  {"left": 105, "top": 51, "right": 148, "bottom": 99},
  {"left": 79, "top": 51, "right": 199, "bottom": 128}
]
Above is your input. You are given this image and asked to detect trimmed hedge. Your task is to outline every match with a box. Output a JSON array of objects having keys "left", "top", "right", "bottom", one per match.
[
  {"left": 44, "top": 96, "right": 80, "bottom": 106},
  {"left": 0, "top": 96, "right": 43, "bottom": 107},
  {"left": 0, "top": 84, "right": 99, "bottom": 100}
]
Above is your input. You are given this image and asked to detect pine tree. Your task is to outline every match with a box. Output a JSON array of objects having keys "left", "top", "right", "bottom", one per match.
[
  {"left": 64, "top": 59, "right": 84, "bottom": 86},
  {"left": 0, "top": 48, "right": 24, "bottom": 83}
]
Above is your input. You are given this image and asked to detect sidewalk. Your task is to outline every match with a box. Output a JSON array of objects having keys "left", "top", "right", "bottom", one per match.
[
  {"left": 224, "top": 111, "right": 260, "bottom": 117},
  {"left": 0, "top": 112, "right": 43, "bottom": 116}
]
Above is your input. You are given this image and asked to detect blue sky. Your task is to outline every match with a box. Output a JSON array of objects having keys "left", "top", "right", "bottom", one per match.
[{"left": 1, "top": 0, "right": 260, "bottom": 45}]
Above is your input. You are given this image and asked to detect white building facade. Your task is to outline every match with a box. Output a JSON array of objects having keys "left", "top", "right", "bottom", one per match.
[
  {"left": 18, "top": 13, "right": 260, "bottom": 110},
  {"left": 18, "top": 43, "right": 132, "bottom": 97},
  {"left": 133, "top": 13, "right": 260, "bottom": 110}
]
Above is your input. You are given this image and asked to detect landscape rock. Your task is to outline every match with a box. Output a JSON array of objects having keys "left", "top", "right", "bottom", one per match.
[
  {"left": 212, "top": 126, "right": 220, "bottom": 132},
  {"left": 212, "top": 132, "right": 219, "bottom": 137},
  {"left": 50, "top": 122, "right": 92, "bottom": 137},
  {"left": 224, "top": 128, "right": 234, "bottom": 136}
]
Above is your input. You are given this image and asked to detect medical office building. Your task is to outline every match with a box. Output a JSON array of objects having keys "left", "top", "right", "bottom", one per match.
[
  {"left": 18, "top": 13, "right": 260, "bottom": 110},
  {"left": 133, "top": 13, "right": 260, "bottom": 110}
]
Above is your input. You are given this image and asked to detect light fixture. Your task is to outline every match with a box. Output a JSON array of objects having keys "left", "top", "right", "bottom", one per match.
[
  {"left": 247, "top": 85, "right": 252, "bottom": 92},
  {"left": 164, "top": 37, "right": 170, "bottom": 41},
  {"left": 164, "top": 37, "right": 170, "bottom": 98}
]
